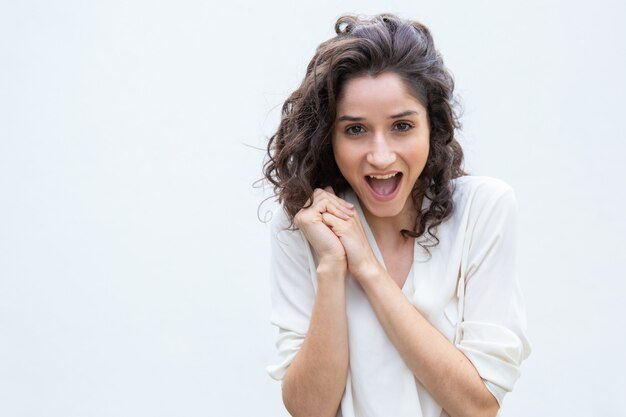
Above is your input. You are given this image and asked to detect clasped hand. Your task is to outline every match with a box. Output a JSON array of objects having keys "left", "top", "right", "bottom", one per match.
[{"left": 293, "top": 186, "right": 380, "bottom": 280}]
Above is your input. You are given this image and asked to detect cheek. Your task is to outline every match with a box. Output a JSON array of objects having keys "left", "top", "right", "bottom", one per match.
[
  {"left": 422, "top": 142, "right": 430, "bottom": 161},
  {"left": 406, "top": 136, "right": 428, "bottom": 153},
  {"left": 416, "top": 135, "right": 430, "bottom": 159},
  {"left": 332, "top": 141, "right": 355, "bottom": 172}
]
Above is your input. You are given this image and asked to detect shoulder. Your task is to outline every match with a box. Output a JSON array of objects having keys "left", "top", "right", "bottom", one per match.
[
  {"left": 269, "top": 204, "right": 292, "bottom": 232},
  {"left": 452, "top": 175, "right": 515, "bottom": 200},
  {"left": 439, "top": 176, "right": 518, "bottom": 240},
  {"left": 451, "top": 175, "right": 517, "bottom": 215},
  {"left": 268, "top": 204, "right": 309, "bottom": 256},
  {"left": 269, "top": 204, "right": 297, "bottom": 242}
]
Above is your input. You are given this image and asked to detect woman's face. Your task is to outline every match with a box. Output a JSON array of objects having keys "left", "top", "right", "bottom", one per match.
[{"left": 331, "top": 72, "right": 430, "bottom": 220}]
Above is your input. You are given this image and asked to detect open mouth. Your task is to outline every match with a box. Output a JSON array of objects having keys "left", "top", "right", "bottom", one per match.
[{"left": 365, "top": 172, "right": 403, "bottom": 200}]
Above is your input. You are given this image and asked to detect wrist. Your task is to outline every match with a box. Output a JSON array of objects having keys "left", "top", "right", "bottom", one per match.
[
  {"left": 317, "top": 257, "right": 348, "bottom": 279},
  {"left": 352, "top": 259, "right": 384, "bottom": 283}
]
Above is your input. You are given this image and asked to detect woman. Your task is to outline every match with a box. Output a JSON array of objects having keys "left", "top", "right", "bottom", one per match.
[{"left": 263, "top": 13, "right": 531, "bottom": 417}]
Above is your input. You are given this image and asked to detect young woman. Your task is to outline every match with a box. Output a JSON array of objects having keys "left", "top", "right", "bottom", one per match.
[{"left": 263, "top": 14, "right": 531, "bottom": 417}]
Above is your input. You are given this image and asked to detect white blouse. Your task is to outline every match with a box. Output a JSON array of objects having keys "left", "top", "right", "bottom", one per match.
[{"left": 267, "top": 175, "right": 531, "bottom": 417}]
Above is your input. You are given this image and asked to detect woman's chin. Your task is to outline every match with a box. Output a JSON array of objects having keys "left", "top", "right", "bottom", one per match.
[{"left": 365, "top": 205, "right": 405, "bottom": 219}]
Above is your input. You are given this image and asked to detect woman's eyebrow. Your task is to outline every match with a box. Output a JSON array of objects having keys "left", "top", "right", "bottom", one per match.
[
  {"left": 389, "top": 110, "right": 418, "bottom": 118},
  {"left": 336, "top": 115, "right": 364, "bottom": 122},
  {"left": 336, "top": 110, "right": 419, "bottom": 122}
]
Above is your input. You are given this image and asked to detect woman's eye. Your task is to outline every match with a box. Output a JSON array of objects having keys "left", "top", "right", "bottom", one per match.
[
  {"left": 394, "top": 122, "right": 413, "bottom": 132},
  {"left": 346, "top": 125, "right": 365, "bottom": 135}
]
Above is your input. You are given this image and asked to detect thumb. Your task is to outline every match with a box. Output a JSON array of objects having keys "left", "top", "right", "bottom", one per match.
[{"left": 324, "top": 185, "right": 336, "bottom": 195}]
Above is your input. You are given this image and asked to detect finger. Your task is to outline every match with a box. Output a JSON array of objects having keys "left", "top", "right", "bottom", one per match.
[
  {"left": 328, "top": 199, "right": 354, "bottom": 218},
  {"left": 313, "top": 198, "right": 352, "bottom": 220},
  {"left": 319, "top": 187, "right": 354, "bottom": 210},
  {"left": 311, "top": 189, "right": 354, "bottom": 217},
  {"left": 322, "top": 212, "right": 343, "bottom": 230}
]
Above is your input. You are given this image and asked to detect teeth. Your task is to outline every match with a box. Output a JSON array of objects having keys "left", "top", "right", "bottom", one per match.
[{"left": 368, "top": 172, "right": 398, "bottom": 180}]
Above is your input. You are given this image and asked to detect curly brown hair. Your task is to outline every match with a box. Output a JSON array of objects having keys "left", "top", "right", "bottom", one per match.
[{"left": 263, "top": 13, "right": 467, "bottom": 249}]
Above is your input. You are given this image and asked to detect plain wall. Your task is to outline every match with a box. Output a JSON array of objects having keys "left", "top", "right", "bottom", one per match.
[{"left": 1, "top": 1, "right": 625, "bottom": 415}]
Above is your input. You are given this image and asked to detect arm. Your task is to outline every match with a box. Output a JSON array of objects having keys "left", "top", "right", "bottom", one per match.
[
  {"left": 268, "top": 188, "right": 356, "bottom": 417},
  {"left": 282, "top": 261, "right": 349, "bottom": 417},
  {"left": 357, "top": 266, "right": 499, "bottom": 417}
]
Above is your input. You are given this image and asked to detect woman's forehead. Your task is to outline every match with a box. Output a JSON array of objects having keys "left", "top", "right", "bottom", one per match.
[{"left": 337, "top": 73, "right": 427, "bottom": 116}]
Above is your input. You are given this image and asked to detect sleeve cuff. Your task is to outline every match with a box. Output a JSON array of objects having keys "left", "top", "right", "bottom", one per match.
[
  {"left": 456, "top": 320, "right": 531, "bottom": 405},
  {"left": 266, "top": 328, "right": 306, "bottom": 381}
]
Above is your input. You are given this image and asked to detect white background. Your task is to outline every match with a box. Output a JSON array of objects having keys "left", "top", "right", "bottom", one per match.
[{"left": 1, "top": 1, "right": 625, "bottom": 416}]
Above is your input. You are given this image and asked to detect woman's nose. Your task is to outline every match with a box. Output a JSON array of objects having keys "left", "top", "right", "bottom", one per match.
[{"left": 366, "top": 134, "right": 396, "bottom": 168}]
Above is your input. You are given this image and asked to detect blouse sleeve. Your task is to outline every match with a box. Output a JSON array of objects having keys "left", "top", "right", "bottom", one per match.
[
  {"left": 266, "top": 207, "right": 315, "bottom": 381},
  {"left": 456, "top": 184, "right": 532, "bottom": 406}
]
